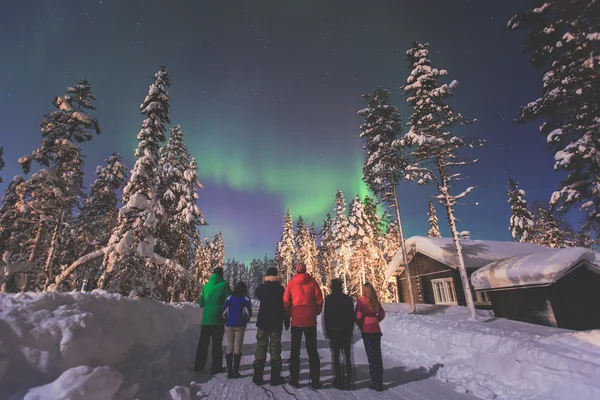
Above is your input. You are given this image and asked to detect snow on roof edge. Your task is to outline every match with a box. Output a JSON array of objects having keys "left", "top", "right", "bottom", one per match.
[
  {"left": 472, "top": 247, "right": 599, "bottom": 291},
  {"left": 385, "top": 236, "right": 551, "bottom": 280}
]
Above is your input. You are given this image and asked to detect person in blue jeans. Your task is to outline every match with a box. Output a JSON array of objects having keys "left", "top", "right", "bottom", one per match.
[{"left": 222, "top": 281, "right": 253, "bottom": 379}]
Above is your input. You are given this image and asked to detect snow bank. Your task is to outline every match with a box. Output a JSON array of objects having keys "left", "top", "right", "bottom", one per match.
[
  {"left": 0, "top": 290, "right": 201, "bottom": 398},
  {"left": 380, "top": 303, "right": 600, "bottom": 399}
]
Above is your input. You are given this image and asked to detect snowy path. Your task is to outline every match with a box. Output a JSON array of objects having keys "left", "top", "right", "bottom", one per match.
[{"left": 135, "top": 312, "right": 477, "bottom": 400}]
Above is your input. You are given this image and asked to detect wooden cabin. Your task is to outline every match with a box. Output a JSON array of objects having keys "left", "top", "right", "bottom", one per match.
[
  {"left": 384, "top": 236, "right": 550, "bottom": 309},
  {"left": 471, "top": 247, "right": 600, "bottom": 330}
]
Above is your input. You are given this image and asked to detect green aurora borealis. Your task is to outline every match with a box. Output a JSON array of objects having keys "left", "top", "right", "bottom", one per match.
[{"left": 1, "top": 0, "right": 562, "bottom": 264}]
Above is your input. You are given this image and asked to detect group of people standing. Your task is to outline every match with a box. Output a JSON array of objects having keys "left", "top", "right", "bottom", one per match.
[{"left": 194, "top": 263, "right": 386, "bottom": 392}]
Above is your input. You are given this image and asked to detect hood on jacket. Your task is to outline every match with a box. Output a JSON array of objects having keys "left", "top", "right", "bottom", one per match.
[
  {"left": 290, "top": 272, "right": 314, "bottom": 285},
  {"left": 208, "top": 273, "right": 225, "bottom": 285}
]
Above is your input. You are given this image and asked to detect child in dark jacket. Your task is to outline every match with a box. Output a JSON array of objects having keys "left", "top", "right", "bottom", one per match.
[
  {"left": 222, "top": 281, "right": 253, "bottom": 379},
  {"left": 323, "top": 279, "right": 355, "bottom": 389},
  {"left": 355, "top": 282, "right": 386, "bottom": 392}
]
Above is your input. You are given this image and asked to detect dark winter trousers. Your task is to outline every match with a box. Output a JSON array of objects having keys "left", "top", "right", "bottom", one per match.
[
  {"left": 254, "top": 329, "right": 283, "bottom": 364},
  {"left": 195, "top": 325, "right": 225, "bottom": 372},
  {"left": 362, "top": 332, "right": 383, "bottom": 387},
  {"left": 329, "top": 330, "right": 352, "bottom": 382},
  {"left": 290, "top": 326, "right": 320, "bottom": 384}
]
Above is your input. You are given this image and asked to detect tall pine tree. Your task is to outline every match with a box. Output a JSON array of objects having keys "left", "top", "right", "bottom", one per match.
[
  {"left": 531, "top": 202, "right": 570, "bottom": 248},
  {"left": 507, "top": 178, "right": 535, "bottom": 243},
  {"left": 156, "top": 125, "right": 205, "bottom": 281},
  {"left": 358, "top": 87, "right": 416, "bottom": 310},
  {"left": 98, "top": 67, "right": 174, "bottom": 298},
  {"left": 402, "top": 42, "right": 481, "bottom": 319},
  {"left": 17, "top": 80, "right": 101, "bottom": 290},
  {"left": 348, "top": 195, "right": 372, "bottom": 296},
  {"left": 509, "top": 1, "right": 600, "bottom": 238},
  {"left": 294, "top": 216, "right": 313, "bottom": 275},
  {"left": 276, "top": 209, "right": 295, "bottom": 283},
  {"left": 427, "top": 201, "right": 442, "bottom": 238},
  {"left": 210, "top": 232, "right": 225, "bottom": 270},
  {"left": 331, "top": 190, "right": 352, "bottom": 292},
  {"left": 318, "top": 213, "right": 335, "bottom": 294}
]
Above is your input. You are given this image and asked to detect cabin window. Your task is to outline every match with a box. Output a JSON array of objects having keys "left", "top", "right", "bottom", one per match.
[
  {"left": 431, "top": 278, "right": 457, "bottom": 305},
  {"left": 475, "top": 290, "right": 491, "bottom": 305}
]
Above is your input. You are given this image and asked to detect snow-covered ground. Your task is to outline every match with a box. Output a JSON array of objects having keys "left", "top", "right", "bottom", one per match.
[{"left": 1, "top": 292, "right": 599, "bottom": 399}]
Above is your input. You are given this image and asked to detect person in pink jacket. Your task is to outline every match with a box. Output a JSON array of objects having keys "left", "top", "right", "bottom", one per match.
[{"left": 355, "top": 282, "right": 385, "bottom": 391}]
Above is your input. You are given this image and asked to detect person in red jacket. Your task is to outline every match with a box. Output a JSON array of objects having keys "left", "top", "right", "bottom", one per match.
[
  {"left": 355, "top": 282, "right": 386, "bottom": 392},
  {"left": 283, "top": 263, "right": 324, "bottom": 389}
]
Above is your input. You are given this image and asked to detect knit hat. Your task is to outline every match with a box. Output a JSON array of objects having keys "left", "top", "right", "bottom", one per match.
[
  {"left": 295, "top": 263, "right": 306, "bottom": 274},
  {"left": 266, "top": 267, "right": 278, "bottom": 277}
]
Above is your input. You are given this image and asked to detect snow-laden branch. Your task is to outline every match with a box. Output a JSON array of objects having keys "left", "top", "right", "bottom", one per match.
[
  {"left": 452, "top": 186, "right": 476, "bottom": 201},
  {"left": 48, "top": 246, "right": 113, "bottom": 291},
  {"left": 149, "top": 252, "right": 193, "bottom": 280}
]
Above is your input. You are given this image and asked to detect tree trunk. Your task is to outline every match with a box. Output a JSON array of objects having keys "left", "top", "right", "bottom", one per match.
[
  {"left": 49, "top": 246, "right": 112, "bottom": 291},
  {"left": 28, "top": 223, "right": 44, "bottom": 264},
  {"left": 438, "top": 163, "right": 477, "bottom": 320},
  {"left": 393, "top": 186, "right": 416, "bottom": 312},
  {"left": 44, "top": 211, "right": 64, "bottom": 288}
]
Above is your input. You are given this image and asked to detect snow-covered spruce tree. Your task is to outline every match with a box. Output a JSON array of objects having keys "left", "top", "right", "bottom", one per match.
[
  {"left": 224, "top": 258, "right": 242, "bottom": 286},
  {"left": 331, "top": 190, "right": 352, "bottom": 292},
  {"left": 309, "top": 223, "right": 319, "bottom": 280},
  {"left": 531, "top": 202, "right": 571, "bottom": 248},
  {"left": 194, "top": 237, "right": 212, "bottom": 287},
  {"left": 97, "top": 67, "right": 179, "bottom": 299},
  {"left": 358, "top": 87, "right": 416, "bottom": 310},
  {"left": 249, "top": 257, "right": 269, "bottom": 297},
  {"left": 402, "top": 42, "right": 482, "bottom": 319},
  {"left": 16, "top": 80, "right": 101, "bottom": 291},
  {"left": 210, "top": 232, "right": 225, "bottom": 270},
  {"left": 318, "top": 213, "right": 335, "bottom": 294},
  {"left": 507, "top": 178, "right": 536, "bottom": 243},
  {"left": 362, "top": 195, "right": 395, "bottom": 302},
  {"left": 509, "top": 1, "right": 600, "bottom": 238},
  {"left": 156, "top": 126, "right": 205, "bottom": 301},
  {"left": 157, "top": 126, "right": 204, "bottom": 265},
  {"left": 276, "top": 209, "right": 295, "bottom": 283},
  {"left": 63, "top": 153, "right": 128, "bottom": 291},
  {"left": 348, "top": 195, "right": 373, "bottom": 297},
  {"left": 294, "top": 216, "right": 314, "bottom": 275},
  {"left": 427, "top": 201, "right": 442, "bottom": 238}
]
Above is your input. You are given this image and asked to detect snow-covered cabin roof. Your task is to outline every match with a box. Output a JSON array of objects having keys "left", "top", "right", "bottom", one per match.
[
  {"left": 471, "top": 247, "right": 600, "bottom": 291},
  {"left": 385, "top": 236, "right": 552, "bottom": 281}
]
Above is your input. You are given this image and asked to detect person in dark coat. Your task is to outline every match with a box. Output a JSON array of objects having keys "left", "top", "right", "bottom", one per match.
[
  {"left": 323, "top": 279, "right": 355, "bottom": 389},
  {"left": 252, "top": 267, "right": 290, "bottom": 386}
]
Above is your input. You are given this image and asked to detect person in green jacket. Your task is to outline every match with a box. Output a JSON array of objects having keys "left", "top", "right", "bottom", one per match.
[{"left": 194, "top": 267, "right": 232, "bottom": 374}]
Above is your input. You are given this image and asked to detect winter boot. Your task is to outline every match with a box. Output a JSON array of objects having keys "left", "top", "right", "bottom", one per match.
[
  {"left": 308, "top": 358, "right": 321, "bottom": 389},
  {"left": 269, "top": 361, "right": 285, "bottom": 386},
  {"left": 226, "top": 353, "right": 234, "bottom": 379},
  {"left": 252, "top": 361, "right": 265, "bottom": 386},
  {"left": 233, "top": 354, "right": 242, "bottom": 378},
  {"left": 332, "top": 364, "right": 342, "bottom": 389},
  {"left": 344, "top": 363, "right": 352, "bottom": 389}
]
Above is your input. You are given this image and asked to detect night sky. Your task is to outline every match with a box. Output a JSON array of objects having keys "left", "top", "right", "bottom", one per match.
[{"left": 0, "top": 0, "right": 559, "bottom": 264}]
